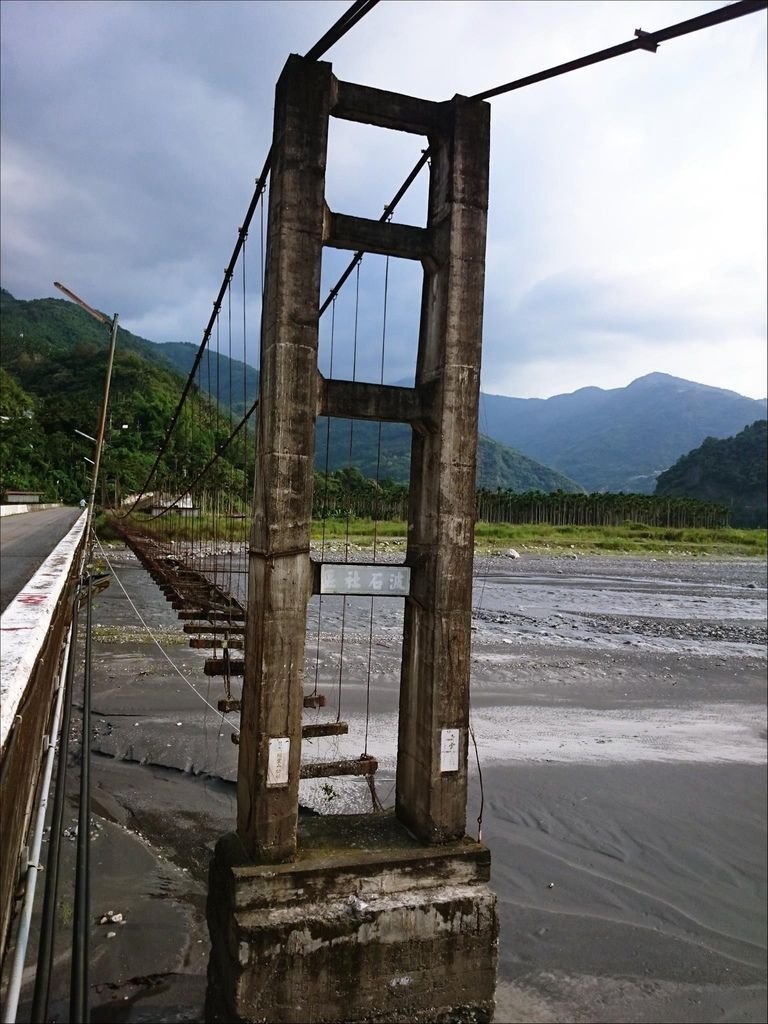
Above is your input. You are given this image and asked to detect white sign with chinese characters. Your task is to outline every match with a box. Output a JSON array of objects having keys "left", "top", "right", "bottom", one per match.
[
  {"left": 320, "top": 563, "right": 411, "bottom": 597},
  {"left": 440, "top": 728, "right": 460, "bottom": 773},
  {"left": 267, "top": 737, "right": 290, "bottom": 786}
]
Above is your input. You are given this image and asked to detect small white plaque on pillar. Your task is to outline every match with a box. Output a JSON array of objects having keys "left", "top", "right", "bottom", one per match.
[
  {"left": 440, "top": 728, "right": 460, "bottom": 773},
  {"left": 267, "top": 737, "right": 290, "bottom": 786},
  {"left": 320, "top": 563, "right": 410, "bottom": 596}
]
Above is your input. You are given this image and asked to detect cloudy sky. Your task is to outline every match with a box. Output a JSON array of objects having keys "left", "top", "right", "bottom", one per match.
[{"left": 1, "top": 0, "right": 766, "bottom": 400}]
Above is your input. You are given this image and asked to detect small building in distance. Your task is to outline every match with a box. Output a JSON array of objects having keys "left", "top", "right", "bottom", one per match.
[
  {"left": 145, "top": 495, "right": 200, "bottom": 518},
  {"left": 2, "top": 490, "right": 43, "bottom": 505}
]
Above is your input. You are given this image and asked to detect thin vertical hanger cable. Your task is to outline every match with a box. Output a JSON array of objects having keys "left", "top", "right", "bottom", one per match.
[
  {"left": 363, "top": 255, "right": 390, "bottom": 756},
  {"left": 343, "top": 262, "right": 362, "bottom": 563},
  {"left": 371, "top": 256, "right": 390, "bottom": 563},
  {"left": 123, "top": 0, "right": 764, "bottom": 518},
  {"left": 313, "top": 297, "right": 338, "bottom": 697},
  {"left": 120, "top": 0, "right": 383, "bottom": 515},
  {"left": 226, "top": 269, "right": 235, "bottom": 657},
  {"left": 213, "top": 311, "right": 222, "bottom": 621},
  {"left": 241, "top": 230, "right": 249, "bottom": 581},
  {"left": 336, "top": 263, "right": 362, "bottom": 723}
]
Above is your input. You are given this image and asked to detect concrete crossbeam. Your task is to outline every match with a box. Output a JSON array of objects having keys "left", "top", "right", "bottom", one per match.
[
  {"left": 333, "top": 80, "right": 445, "bottom": 135},
  {"left": 324, "top": 211, "right": 431, "bottom": 262},
  {"left": 319, "top": 377, "right": 422, "bottom": 425}
]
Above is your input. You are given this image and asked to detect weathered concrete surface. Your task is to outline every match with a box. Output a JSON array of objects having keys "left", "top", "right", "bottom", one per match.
[
  {"left": 207, "top": 813, "right": 498, "bottom": 1023},
  {"left": 227, "top": 55, "right": 493, "bottom": 1024},
  {"left": 0, "top": 505, "right": 82, "bottom": 613},
  {"left": 0, "top": 503, "right": 62, "bottom": 518},
  {"left": 238, "top": 55, "right": 333, "bottom": 863},
  {"left": 0, "top": 509, "right": 85, "bottom": 962},
  {"left": 397, "top": 92, "right": 490, "bottom": 845}
]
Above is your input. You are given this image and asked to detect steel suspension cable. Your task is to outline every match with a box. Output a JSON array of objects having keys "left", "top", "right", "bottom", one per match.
[
  {"left": 363, "top": 255, "right": 390, "bottom": 756},
  {"left": 313, "top": 297, "right": 338, "bottom": 697},
  {"left": 131, "top": 1, "right": 766, "bottom": 505},
  {"left": 471, "top": 0, "right": 767, "bottom": 101},
  {"left": 318, "top": 0, "right": 766, "bottom": 318},
  {"left": 336, "top": 264, "right": 362, "bottom": 724},
  {"left": 119, "top": 0, "right": 381, "bottom": 515}
]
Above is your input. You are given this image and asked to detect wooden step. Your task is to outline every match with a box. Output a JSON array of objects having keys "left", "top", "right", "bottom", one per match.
[
  {"left": 189, "top": 638, "right": 244, "bottom": 650},
  {"left": 183, "top": 623, "right": 246, "bottom": 635},
  {"left": 218, "top": 706, "right": 347, "bottom": 739},
  {"left": 204, "top": 657, "right": 244, "bottom": 677},
  {"left": 303, "top": 693, "right": 326, "bottom": 709},
  {"left": 226, "top": 739, "right": 377, "bottom": 781},
  {"left": 301, "top": 722, "right": 349, "bottom": 738},
  {"left": 300, "top": 755, "right": 377, "bottom": 779},
  {"left": 178, "top": 610, "right": 245, "bottom": 621}
]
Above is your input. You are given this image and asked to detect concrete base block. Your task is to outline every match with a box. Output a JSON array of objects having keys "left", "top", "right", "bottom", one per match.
[{"left": 206, "top": 813, "right": 498, "bottom": 1023}]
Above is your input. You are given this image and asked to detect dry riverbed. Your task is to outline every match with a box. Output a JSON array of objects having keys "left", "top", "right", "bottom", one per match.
[{"left": 8, "top": 545, "right": 766, "bottom": 1023}]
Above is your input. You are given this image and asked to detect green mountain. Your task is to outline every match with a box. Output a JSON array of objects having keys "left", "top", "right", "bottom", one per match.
[
  {"left": 655, "top": 420, "right": 767, "bottom": 528},
  {"left": 0, "top": 289, "right": 249, "bottom": 503},
  {"left": 0, "top": 289, "right": 578, "bottom": 497},
  {"left": 479, "top": 373, "right": 767, "bottom": 494},
  {"left": 315, "top": 417, "right": 581, "bottom": 491},
  {"left": 153, "top": 341, "right": 259, "bottom": 420}
]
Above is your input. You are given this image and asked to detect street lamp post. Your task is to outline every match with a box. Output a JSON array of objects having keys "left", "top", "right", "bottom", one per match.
[
  {"left": 52, "top": 282, "right": 119, "bottom": 1024},
  {"left": 55, "top": 283, "right": 119, "bottom": 525}
]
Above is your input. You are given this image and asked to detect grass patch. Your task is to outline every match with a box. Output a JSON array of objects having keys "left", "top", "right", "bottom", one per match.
[
  {"left": 475, "top": 522, "right": 766, "bottom": 556},
  {"left": 112, "top": 511, "right": 249, "bottom": 543},
  {"left": 313, "top": 518, "right": 406, "bottom": 543},
  {"left": 315, "top": 518, "right": 766, "bottom": 557},
  {"left": 112, "top": 512, "right": 766, "bottom": 558},
  {"left": 91, "top": 625, "right": 186, "bottom": 645}
]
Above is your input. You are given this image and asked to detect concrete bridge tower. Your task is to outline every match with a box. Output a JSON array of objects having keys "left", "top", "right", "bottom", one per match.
[{"left": 207, "top": 54, "right": 497, "bottom": 1023}]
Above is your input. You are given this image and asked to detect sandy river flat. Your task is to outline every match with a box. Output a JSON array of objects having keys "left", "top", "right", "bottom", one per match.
[{"left": 9, "top": 546, "right": 765, "bottom": 1023}]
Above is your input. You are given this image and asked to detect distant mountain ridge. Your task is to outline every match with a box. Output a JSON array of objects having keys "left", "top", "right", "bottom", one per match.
[
  {"left": 479, "top": 372, "right": 767, "bottom": 493},
  {"left": 4, "top": 289, "right": 764, "bottom": 498},
  {"left": 655, "top": 420, "right": 767, "bottom": 528},
  {"left": 0, "top": 289, "right": 577, "bottom": 495},
  {"left": 314, "top": 418, "right": 582, "bottom": 492}
]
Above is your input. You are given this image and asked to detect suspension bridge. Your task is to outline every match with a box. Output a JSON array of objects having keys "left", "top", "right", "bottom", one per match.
[{"left": 1, "top": 2, "right": 765, "bottom": 1022}]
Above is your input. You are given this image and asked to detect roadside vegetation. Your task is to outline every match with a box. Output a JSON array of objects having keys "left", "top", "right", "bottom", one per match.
[
  {"left": 112, "top": 510, "right": 766, "bottom": 558},
  {"left": 472, "top": 522, "right": 767, "bottom": 557}
]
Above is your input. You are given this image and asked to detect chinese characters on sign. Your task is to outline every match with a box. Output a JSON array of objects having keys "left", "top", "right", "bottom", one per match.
[
  {"left": 440, "top": 728, "right": 460, "bottom": 773},
  {"left": 267, "top": 737, "right": 290, "bottom": 786},
  {"left": 320, "top": 564, "right": 411, "bottom": 597}
]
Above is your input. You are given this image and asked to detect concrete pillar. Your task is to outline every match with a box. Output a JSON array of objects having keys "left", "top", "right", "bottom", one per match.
[
  {"left": 396, "top": 96, "right": 491, "bottom": 843},
  {"left": 211, "top": 62, "right": 497, "bottom": 1024},
  {"left": 237, "top": 55, "right": 332, "bottom": 862}
]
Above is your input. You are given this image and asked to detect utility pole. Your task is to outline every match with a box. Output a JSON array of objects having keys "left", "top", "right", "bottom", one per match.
[
  {"left": 55, "top": 282, "right": 119, "bottom": 526},
  {"left": 52, "top": 281, "right": 119, "bottom": 1024}
]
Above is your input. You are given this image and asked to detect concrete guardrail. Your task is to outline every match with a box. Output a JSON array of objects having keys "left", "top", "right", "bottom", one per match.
[
  {"left": 0, "top": 511, "right": 87, "bottom": 959},
  {"left": 0, "top": 503, "right": 63, "bottom": 517}
]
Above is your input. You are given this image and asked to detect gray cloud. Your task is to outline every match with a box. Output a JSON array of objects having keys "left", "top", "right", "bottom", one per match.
[{"left": 1, "top": 0, "right": 765, "bottom": 400}]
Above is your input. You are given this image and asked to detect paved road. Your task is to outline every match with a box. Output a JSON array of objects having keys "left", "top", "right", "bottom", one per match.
[{"left": 0, "top": 507, "right": 83, "bottom": 613}]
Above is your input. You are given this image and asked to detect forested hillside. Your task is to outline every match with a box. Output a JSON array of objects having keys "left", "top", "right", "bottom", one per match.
[
  {"left": 315, "top": 418, "right": 582, "bottom": 492},
  {"left": 0, "top": 290, "right": 249, "bottom": 503},
  {"left": 480, "top": 373, "right": 767, "bottom": 493},
  {"left": 0, "top": 289, "right": 581, "bottom": 498},
  {"left": 655, "top": 421, "right": 767, "bottom": 528}
]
